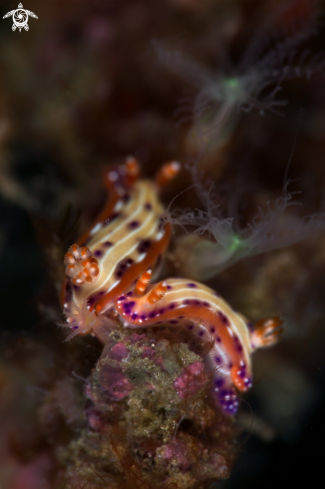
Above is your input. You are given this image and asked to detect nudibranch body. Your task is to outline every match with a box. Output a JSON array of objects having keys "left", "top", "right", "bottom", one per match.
[
  {"left": 61, "top": 157, "right": 180, "bottom": 339},
  {"left": 61, "top": 157, "right": 282, "bottom": 415},
  {"left": 114, "top": 273, "right": 283, "bottom": 414}
]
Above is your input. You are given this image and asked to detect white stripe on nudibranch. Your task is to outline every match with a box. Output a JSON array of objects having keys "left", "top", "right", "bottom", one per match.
[
  {"left": 90, "top": 222, "right": 102, "bottom": 236},
  {"left": 89, "top": 184, "right": 161, "bottom": 291}
]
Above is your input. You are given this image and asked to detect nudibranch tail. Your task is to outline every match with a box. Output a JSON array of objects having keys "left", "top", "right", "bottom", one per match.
[{"left": 251, "top": 316, "right": 283, "bottom": 349}]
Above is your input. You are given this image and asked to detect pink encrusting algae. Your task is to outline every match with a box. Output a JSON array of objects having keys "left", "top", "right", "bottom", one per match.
[
  {"left": 173, "top": 361, "right": 207, "bottom": 400},
  {"left": 55, "top": 327, "right": 237, "bottom": 488}
]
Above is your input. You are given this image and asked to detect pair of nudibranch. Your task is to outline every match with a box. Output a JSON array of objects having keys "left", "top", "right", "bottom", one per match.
[{"left": 61, "top": 157, "right": 282, "bottom": 415}]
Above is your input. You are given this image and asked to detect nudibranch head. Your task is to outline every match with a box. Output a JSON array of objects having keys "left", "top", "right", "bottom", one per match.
[{"left": 60, "top": 157, "right": 180, "bottom": 340}]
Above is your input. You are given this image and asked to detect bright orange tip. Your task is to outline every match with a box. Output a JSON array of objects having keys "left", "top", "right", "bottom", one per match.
[
  {"left": 155, "top": 161, "right": 181, "bottom": 188},
  {"left": 252, "top": 316, "right": 283, "bottom": 349},
  {"left": 125, "top": 156, "right": 140, "bottom": 184},
  {"left": 134, "top": 269, "right": 152, "bottom": 295}
]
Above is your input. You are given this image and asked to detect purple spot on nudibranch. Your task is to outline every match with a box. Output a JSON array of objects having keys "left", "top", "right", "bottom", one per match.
[
  {"left": 94, "top": 250, "right": 103, "bottom": 258},
  {"left": 216, "top": 337, "right": 221, "bottom": 343},
  {"left": 128, "top": 220, "right": 140, "bottom": 229},
  {"left": 124, "top": 301, "right": 135, "bottom": 309},
  {"left": 158, "top": 308, "right": 166, "bottom": 315},
  {"left": 73, "top": 326, "right": 78, "bottom": 330},
  {"left": 122, "top": 194, "right": 130, "bottom": 203},
  {"left": 131, "top": 313, "right": 138, "bottom": 320},
  {"left": 214, "top": 378, "right": 224, "bottom": 387},
  {"left": 187, "top": 283, "right": 197, "bottom": 288},
  {"left": 144, "top": 203, "right": 152, "bottom": 210},
  {"left": 140, "top": 314, "right": 146, "bottom": 320},
  {"left": 199, "top": 331, "right": 204, "bottom": 336},
  {"left": 182, "top": 300, "right": 190, "bottom": 305},
  {"left": 215, "top": 356, "right": 222, "bottom": 364},
  {"left": 127, "top": 291, "right": 133, "bottom": 297},
  {"left": 178, "top": 316, "right": 184, "bottom": 319},
  {"left": 218, "top": 311, "right": 230, "bottom": 325},
  {"left": 187, "top": 325, "right": 194, "bottom": 330},
  {"left": 115, "top": 257, "right": 134, "bottom": 279},
  {"left": 73, "top": 285, "right": 80, "bottom": 291},
  {"left": 237, "top": 345, "right": 243, "bottom": 352},
  {"left": 137, "top": 239, "right": 151, "bottom": 254},
  {"left": 169, "top": 320, "right": 178, "bottom": 324},
  {"left": 117, "top": 295, "right": 126, "bottom": 302},
  {"left": 210, "top": 327, "right": 216, "bottom": 333},
  {"left": 169, "top": 304, "right": 176, "bottom": 310},
  {"left": 202, "top": 302, "right": 209, "bottom": 307},
  {"left": 88, "top": 290, "right": 105, "bottom": 305},
  {"left": 104, "top": 241, "right": 113, "bottom": 247},
  {"left": 194, "top": 300, "right": 201, "bottom": 306},
  {"left": 167, "top": 285, "right": 172, "bottom": 290},
  {"left": 149, "top": 311, "right": 156, "bottom": 318}
]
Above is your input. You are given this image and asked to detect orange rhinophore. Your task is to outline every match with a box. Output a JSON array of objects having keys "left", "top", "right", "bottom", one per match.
[
  {"left": 125, "top": 155, "right": 141, "bottom": 185},
  {"left": 155, "top": 161, "right": 180, "bottom": 188},
  {"left": 146, "top": 281, "right": 167, "bottom": 304},
  {"left": 134, "top": 269, "right": 153, "bottom": 295}
]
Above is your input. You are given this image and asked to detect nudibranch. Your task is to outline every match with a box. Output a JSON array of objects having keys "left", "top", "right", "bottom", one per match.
[
  {"left": 61, "top": 156, "right": 180, "bottom": 339},
  {"left": 60, "top": 156, "right": 282, "bottom": 415},
  {"left": 114, "top": 271, "right": 283, "bottom": 414}
]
